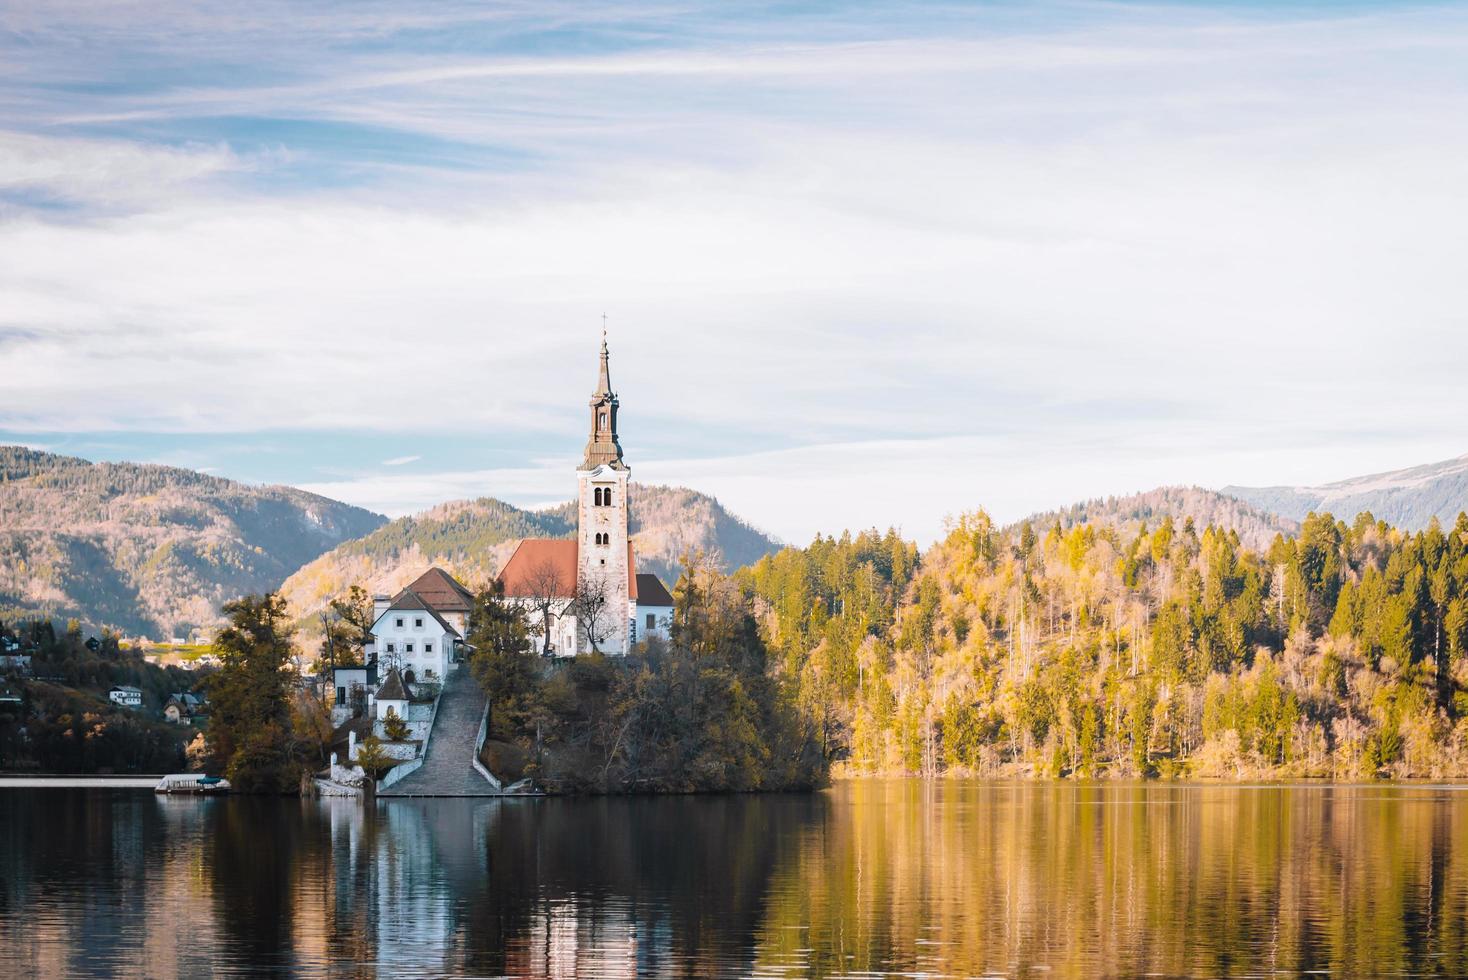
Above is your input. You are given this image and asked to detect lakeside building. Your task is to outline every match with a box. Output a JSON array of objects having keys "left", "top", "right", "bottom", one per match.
[
  {"left": 498, "top": 335, "right": 673, "bottom": 655},
  {"left": 329, "top": 335, "right": 675, "bottom": 726}
]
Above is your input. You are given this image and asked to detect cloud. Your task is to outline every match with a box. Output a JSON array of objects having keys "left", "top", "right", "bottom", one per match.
[
  {"left": 3, "top": 2, "right": 1468, "bottom": 541},
  {"left": 381, "top": 454, "right": 421, "bottom": 466},
  {"left": 0, "top": 132, "right": 244, "bottom": 209}
]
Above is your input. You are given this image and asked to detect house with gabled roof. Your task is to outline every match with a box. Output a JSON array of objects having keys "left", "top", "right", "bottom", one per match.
[
  {"left": 497, "top": 335, "right": 674, "bottom": 656},
  {"left": 366, "top": 576, "right": 468, "bottom": 687},
  {"left": 163, "top": 692, "right": 205, "bottom": 725}
]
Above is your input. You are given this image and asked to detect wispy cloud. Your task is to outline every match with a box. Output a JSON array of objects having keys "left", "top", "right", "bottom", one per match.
[{"left": 3, "top": 2, "right": 1467, "bottom": 540}]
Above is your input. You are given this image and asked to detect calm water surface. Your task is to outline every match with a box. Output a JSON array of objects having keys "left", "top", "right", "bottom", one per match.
[{"left": 2, "top": 780, "right": 1467, "bottom": 978}]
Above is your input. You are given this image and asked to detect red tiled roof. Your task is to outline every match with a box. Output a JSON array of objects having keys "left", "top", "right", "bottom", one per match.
[
  {"left": 498, "top": 539, "right": 578, "bottom": 598},
  {"left": 405, "top": 567, "right": 474, "bottom": 613},
  {"left": 498, "top": 538, "right": 638, "bottom": 599}
]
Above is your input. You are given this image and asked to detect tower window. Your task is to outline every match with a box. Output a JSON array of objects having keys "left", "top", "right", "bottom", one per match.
[
  {"left": 594, "top": 487, "right": 603, "bottom": 506},
  {"left": 605, "top": 488, "right": 613, "bottom": 507},
  {"left": 599, "top": 411, "right": 608, "bottom": 430}
]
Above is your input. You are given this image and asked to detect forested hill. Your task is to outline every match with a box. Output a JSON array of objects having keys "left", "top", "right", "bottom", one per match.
[
  {"left": 1021, "top": 486, "right": 1297, "bottom": 553},
  {"left": 0, "top": 447, "right": 387, "bottom": 638},
  {"left": 743, "top": 508, "right": 1468, "bottom": 779},
  {"left": 1226, "top": 454, "right": 1468, "bottom": 531},
  {"left": 277, "top": 484, "right": 780, "bottom": 625}
]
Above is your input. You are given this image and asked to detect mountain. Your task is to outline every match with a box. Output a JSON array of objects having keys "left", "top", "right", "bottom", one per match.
[
  {"left": 0, "top": 447, "right": 387, "bottom": 638},
  {"left": 1021, "top": 486, "right": 1298, "bottom": 553},
  {"left": 1224, "top": 454, "right": 1468, "bottom": 531},
  {"left": 276, "top": 483, "right": 781, "bottom": 626}
]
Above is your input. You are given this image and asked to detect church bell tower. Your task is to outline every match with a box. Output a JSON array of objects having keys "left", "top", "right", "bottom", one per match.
[{"left": 576, "top": 332, "right": 631, "bottom": 654}]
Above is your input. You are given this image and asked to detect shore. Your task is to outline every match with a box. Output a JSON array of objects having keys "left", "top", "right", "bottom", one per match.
[{"left": 0, "top": 775, "right": 166, "bottom": 788}]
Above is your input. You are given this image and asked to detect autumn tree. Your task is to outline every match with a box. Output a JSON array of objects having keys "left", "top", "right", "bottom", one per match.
[
  {"left": 573, "top": 575, "right": 614, "bottom": 653},
  {"left": 206, "top": 593, "right": 309, "bottom": 793},
  {"left": 319, "top": 584, "right": 374, "bottom": 669},
  {"left": 522, "top": 556, "right": 571, "bottom": 656},
  {"left": 466, "top": 581, "right": 539, "bottom": 736}
]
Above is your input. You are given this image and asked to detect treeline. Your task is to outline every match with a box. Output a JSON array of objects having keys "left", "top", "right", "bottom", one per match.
[
  {"left": 471, "top": 566, "right": 825, "bottom": 793},
  {"left": 740, "top": 512, "right": 1468, "bottom": 779},
  {"left": 0, "top": 620, "right": 196, "bottom": 773}
]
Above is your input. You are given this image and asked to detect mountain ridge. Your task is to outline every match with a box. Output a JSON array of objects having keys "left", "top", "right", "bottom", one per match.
[
  {"left": 1225, "top": 453, "right": 1468, "bottom": 530},
  {"left": 0, "top": 446, "right": 388, "bottom": 637},
  {"left": 275, "top": 483, "right": 782, "bottom": 628},
  {"left": 1018, "top": 485, "right": 1298, "bottom": 553}
]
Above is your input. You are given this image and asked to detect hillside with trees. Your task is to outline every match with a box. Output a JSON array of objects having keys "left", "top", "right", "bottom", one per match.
[
  {"left": 0, "top": 620, "right": 201, "bottom": 773},
  {"left": 468, "top": 566, "right": 825, "bottom": 793},
  {"left": 1227, "top": 453, "right": 1468, "bottom": 531},
  {"left": 278, "top": 484, "right": 780, "bottom": 627},
  {"left": 1022, "top": 486, "right": 1297, "bottom": 553},
  {"left": 0, "top": 447, "right": 386, "bottom": 638},
  {"left": 742, "top": 509, "right": 1468, "bottom": 779}
]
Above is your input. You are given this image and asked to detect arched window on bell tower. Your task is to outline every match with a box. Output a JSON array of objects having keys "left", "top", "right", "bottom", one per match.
[
  {"left": 599, "top": 411, "right": 608, "bottom": 431},
  {"left": 604, "top": 487, "right": 613, "bottom": 507},
  {"left": 594, "top": 487, "right": 603, "bottom": 506}
]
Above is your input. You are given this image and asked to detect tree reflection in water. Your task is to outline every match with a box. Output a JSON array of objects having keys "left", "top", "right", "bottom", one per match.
[{"left": 4, "top": 782, "right": 1468, "bottom": 977}]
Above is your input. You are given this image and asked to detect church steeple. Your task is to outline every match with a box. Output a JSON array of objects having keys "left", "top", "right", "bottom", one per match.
[{"left": 581, "top": 329, "right": 627, "bottom": 470}]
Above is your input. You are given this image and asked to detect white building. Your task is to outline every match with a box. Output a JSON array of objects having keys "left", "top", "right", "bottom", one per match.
[
  {"left": 366, "top": 568, "right": 473, "bottom": 686},
  {"left": 498, "top": 335, "right": 674, "bottom": 656},
  {"left": 108, "top": 686, "right": 142, "bottom": 709},
  {"left": 632, "top": 574, "right": 674, "bottom": 645}
]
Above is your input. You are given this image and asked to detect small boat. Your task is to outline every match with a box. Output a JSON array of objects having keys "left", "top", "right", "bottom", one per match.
[{"left": 155, "top": 773, "right": 231, "bottom": 795}]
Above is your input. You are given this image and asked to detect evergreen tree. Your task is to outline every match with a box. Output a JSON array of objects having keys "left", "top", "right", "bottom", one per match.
[{"left": 205, "top": 593, "right": 304, "bottom": 793}]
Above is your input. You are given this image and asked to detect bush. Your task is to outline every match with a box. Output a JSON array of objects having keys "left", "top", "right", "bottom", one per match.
[{"left": 383, "top": 708, "right": 409, "bottom": 742}]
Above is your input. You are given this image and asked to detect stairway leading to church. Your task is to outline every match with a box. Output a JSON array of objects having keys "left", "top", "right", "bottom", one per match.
[{"left": 377, "top": 667, "right": 502, "bottom": 797}]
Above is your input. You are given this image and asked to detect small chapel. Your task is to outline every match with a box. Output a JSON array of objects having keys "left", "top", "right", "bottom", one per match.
[{"left": 498, "top": 334, "right": 674, "bottom": 655}]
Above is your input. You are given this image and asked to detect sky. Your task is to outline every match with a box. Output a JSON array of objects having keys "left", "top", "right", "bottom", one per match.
[{"left": 2, "top": 0, "right": 1468, "bottom": 546}]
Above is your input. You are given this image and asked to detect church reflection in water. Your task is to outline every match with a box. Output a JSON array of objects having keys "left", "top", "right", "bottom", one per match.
[
  {"left": 299, "top": 792, "right": 815, "bottom": 978},
  {"left": 6, "top": 783, "right": 1468, "bottom": 978}
]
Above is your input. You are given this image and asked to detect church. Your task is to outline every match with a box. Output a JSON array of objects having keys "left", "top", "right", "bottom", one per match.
[
  {"left": 333, "top": 335, "right": 673, "bottom": 723},
  {"left": 498, "top": 334, "right": 674, "bottom": 656}
]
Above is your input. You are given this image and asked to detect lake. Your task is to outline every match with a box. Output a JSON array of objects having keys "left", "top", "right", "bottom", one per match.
[{"left": 2, "top": 780, "right": 1467, "bottom": 977}]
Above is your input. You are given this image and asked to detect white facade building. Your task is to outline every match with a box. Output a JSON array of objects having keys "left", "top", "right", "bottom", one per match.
[
  {"left": 369, "top": 593, "right": 458, "bottom": 686},
  {"left": 364, "top": 568, "right": 474, "bottom": 687},
  {"left": 108, "top": 686, "right": 142, "bottom": 709},
  {"left": 632, "top": 574, "right": 674, "bottom": 645}
]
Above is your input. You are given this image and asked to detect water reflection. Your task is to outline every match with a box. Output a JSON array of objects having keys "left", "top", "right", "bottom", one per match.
[{"left": 3, "top": 782, "right": 1468, "bottom": 977}]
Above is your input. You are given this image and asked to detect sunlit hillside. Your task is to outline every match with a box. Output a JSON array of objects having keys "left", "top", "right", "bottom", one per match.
[{"left": 0, "top": 447, "right": 386, "bottom": 638}]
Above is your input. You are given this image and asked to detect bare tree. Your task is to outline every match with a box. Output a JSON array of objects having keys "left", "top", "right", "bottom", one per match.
[
  {"left": 524, "top": 557, "right": 569, "bottom": 656},
  {"left": 573, "top": 575, "right": 614, "bottom": 654}
]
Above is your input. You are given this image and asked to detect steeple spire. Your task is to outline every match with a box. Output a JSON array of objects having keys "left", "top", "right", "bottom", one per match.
[
  {"left": 581, "top": 324, "right": 626, "bottom": 470},
  {"left": 595, "top": 319, "right": 612, "bottom": 397}
]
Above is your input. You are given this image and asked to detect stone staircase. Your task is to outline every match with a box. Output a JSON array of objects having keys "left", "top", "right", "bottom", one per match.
[{"left": 377, "top": 667, "right": 504, "bottom": 798}]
